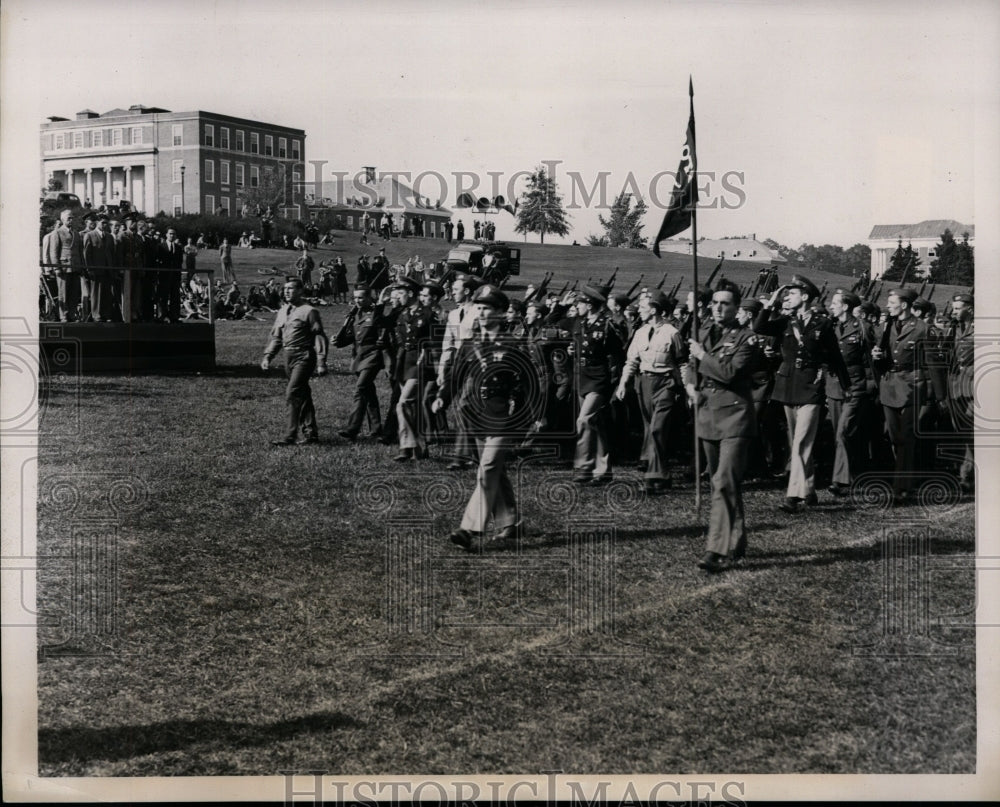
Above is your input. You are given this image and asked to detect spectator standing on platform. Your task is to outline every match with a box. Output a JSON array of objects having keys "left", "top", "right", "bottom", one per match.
[
  {"left": 48, "top": 209, "right": 83, "bottom": 322},
  {"left": 82, "top": 216, "right": 116, "bottom": 322},
  {"left": 183, "top": 237, "right": 198, "bottom": 285}
]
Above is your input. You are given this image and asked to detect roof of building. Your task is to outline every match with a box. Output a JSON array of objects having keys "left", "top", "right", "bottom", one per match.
[
  {"left": 318, "top": 175, "right": 451, "bottom": 217},
  {"left": 656, "top": 237, "right": 787, "bottom": 264},
  {"left": 42, "top": 105, "right": 304, "bottom": 133},
  {"left": 869, "top": 220, "right": 975, "bottom": 240}
]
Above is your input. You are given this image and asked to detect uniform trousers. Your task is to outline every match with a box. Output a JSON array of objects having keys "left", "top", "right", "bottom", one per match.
[
  {"left": 89, "top": 273, "right": 115, "bottom": 322},
  {"left": 828, "top": 395, "right": 870, "bottom": 486},
  {"left": 80, "top": 277, "right": 93, "bottom": 319},
  {"left": 122, "top": 270, "right": 142, "bottom": 322},
  {"left": 638, "top": 373, "right": 676, "bottom": 482},
  {"left": 949, "top": 395, "right": 975, "bottom": 486},
  {"left": 460, "top": 436, "right": 518, "bottom": 533},
  {"left": 448, "top": 377, "right": 478, "bottom": 461},
  {"left": 283, "top": 352, "right": 318, "bottom": 442},
  {"left": 701, "top": 437, "right": 750, "bottom": 556},
  {"left": 396, "top": 377, "right": 425, "bottom": 452},
  {"left": 783, "top": 403, "right": 822, "bottom": 499},
  {"left": 57, "top": 271, "right": 81, "bottom": 321},
  {"left": 344, "top": 367, "right": 382, "bottom": 435},
  {"left": 575, "top": 391, "right": 611, "bottom": 479},
  {"left": 883, "top": 403, "right": 917, "bottom": 496}
]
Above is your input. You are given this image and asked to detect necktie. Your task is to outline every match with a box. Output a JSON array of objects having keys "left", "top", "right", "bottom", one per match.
[
  {"left": 287, "top": 304, "right": 294, "bottom": 316},
  {"left": 459, "top": 307, "right": 465, "bottom": 323},
  {"left": 648, "top": 325, "right": 655, "bottom": 342}
]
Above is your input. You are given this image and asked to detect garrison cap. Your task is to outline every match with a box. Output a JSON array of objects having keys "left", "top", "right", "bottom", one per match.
[
  {"left": 859, "top": 301, "right": 879, "bottom": 317},
  {"left": 472, "top": 284, "right": 509, "bottom": 310},
  {"left": 393, "top": 275, "right": 421, "bottom": 293},
  {"left": 890, "top": 287, "right": 918, "bottom": 304},
  {"left": 952, "top": 292, "right": 974, "bottom": 305},
  {"left": 911, "top": 297, "right": 935, "bottom": 315},
  {"left": 612, "top": 293, "right": 632, "bottom": 308},
  {"left": 647, "top": 290, "right": 673, "bottom": 312},
  {"left": 788, "top": 274, "right": 821, "bottom": 300},
  {"left": 526, "top": 300, "right": 550, "bottom": 318},
  {"left": 739, "top": 298, "right": 763, "bottom": 315}
]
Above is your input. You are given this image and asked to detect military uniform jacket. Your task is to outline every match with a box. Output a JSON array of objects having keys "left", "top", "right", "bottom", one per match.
[
  {"left": 747, "top": 329, "right": 778, "bottom": 403},
  {"left": 82, "top": 230, "right": 115, "bottom": 279},
  {"left": 948, "top": 319, "right": 974, "bottom": 399},
  {"left": 825, "top": 316, "right": 876, "bottom": 400},
  {"left": 688, "top": 321, "right": 758, "bottom": 441},
  {"left": 571, "top": 312, "right": 625, "bottom": 396},
  {"left": 334, "top": 305, "right": 387, "bottom": 373},
  {"left": 394, "top": 304, "right": 437, "bottom": 383},
  {"left": 874, "top": 316, "right": 944, "bottom": 408},
  {"left": 753, "top": 308, "right": 850, "bottom": 405},
  {"left": 462, "top": 330, "right": 546, "bottom": 436}
]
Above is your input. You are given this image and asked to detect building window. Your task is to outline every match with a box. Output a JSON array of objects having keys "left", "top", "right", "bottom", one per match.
[
  {"left": 279, "top": 137, "right": 287, "bottom": 158},
  {"left": 250, "top": 165, "right": 259, "bottom": 187},
  {"left": 72, "top": 131, "right": 83, "bottom": 149},
  {"left": 235, "top": 163, "right": 245, "bottom": 187},
  {"left": 172, "top": 124, "right": 183, "bottom": 146},
  {"left": 113, "top": 129, "right": 123, "bottom": 146},
  {"left": 221, "top": 161, "right": 230, "bottom": 185},
  {"left": 205, "top": 124, "right": 214, "bottom": 147},
  {"left": 53, "top": 133, "right": 63, "bottom": 149},
  {"left": 172, "top": 160, "right": 183, "bottom": 183},
  {"left": 205, "top": 159, "right": 215, "bottom": 183},
  {"left": 264, "top": 135, "right": 273, "bottom": 156},
  {"left": 173, "top": 195, "right": 182, "bottom": 216},
  {"left": 92, "top": 129, "right": 103, "bottom": 148},
  {"left": 220, "top": 127, "right": 230, "bottom": 149},
  {"left": 206, "top": 194, "right": 216, "bottom": 214},
  {"left": 250, "top": 132, "right": 259, "bottom": 154},
  {"left": 292, "top": 139, "right": 301, "bottom": 160},
  {"left": 236, "top": 130, "right": 244, "bottom": 151},
  {"left": 131, "top": 127, "right": 142, "bottom": 145},
  {"left": 220, "top": 197, "right": 231, "bottom": 216}
]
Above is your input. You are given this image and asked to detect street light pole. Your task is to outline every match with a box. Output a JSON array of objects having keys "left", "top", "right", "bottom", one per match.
[{"left": 180, "top": 165, "right": 186, "bottom": 214}]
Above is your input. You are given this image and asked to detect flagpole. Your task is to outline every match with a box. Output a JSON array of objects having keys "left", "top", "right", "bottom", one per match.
[{"left": 688, "top": 78, "right": 701, "bottom": 513}]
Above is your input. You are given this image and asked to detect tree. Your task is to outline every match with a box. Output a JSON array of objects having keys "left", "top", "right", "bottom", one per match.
[
  {"left": 929, "top": 229, "right": 973, "bottom": 286},
  {"left": 592, "top": 192, "right": 649, "bottom": 249},
  {"left": 43, "top": 177, "right": 63, "bottom": 193},
  {"left": 841, "top": 243, "right": 871, "bottom": 279},
  {"left": 882, "top": 239, "right": 920, "bottom": 282},
  {"left": 236, "top": 164, "right": 292, "bottom": 218},
  {"left": 955, "top": 231, "right": 975, "bottom": 286},
  {"left": 586, "top": 234, "right": 610, "bottom": 247},
  {"left": 514, "top": 166, "right": 571, "bottom": 244}
]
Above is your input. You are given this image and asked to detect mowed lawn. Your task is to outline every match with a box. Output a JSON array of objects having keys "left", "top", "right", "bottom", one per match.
[{"left": 36, "top": 238, "right": 975, "bottom": 776}]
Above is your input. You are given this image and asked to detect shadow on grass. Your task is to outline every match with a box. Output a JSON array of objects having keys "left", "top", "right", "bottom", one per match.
[
  {"left": 39, "top": 710, "right": 363, "bottom": 764},
  {"left": 743, "top": 533, "right": 974, "bottom": 571},
  {"left": 213, "top": 364, "right": 354, "bottom": 379}
]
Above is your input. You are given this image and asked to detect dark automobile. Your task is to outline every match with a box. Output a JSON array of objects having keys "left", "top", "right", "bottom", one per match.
[{"left": 443, "top": 241, "right": 521, "bottom": 285}]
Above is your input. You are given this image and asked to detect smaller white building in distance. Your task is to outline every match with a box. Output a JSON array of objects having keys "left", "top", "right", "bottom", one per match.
[
  {"left": 868, "top": 220, "right": 974, "bottom": 279},
  {"left": 656, "top": 236, "right": 786, "bottom": 264}
]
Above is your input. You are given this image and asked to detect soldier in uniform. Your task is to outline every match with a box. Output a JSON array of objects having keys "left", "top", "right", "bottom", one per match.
[
  {"left": 870, "top": 287, "right": 946, "bottom": 503},
  {"left": 434, "top": 285, "right": 546, "bottom": 551},
  {"left": 753, "top": 275, "right": 850, "bottom": 513},
  {"left": 335, "top": 285, "right": 392, "bottom": 440},
  {"left": 825, "top": 289, "right": 877, "bottom": 495},
  {"left": 570, "top": 285, "right": 625, "bottom": 485},
  {"left": 911, "top": 296, "right": 950, "bottom": 477},
  {"left": 436, "top": 273, "right": 482, "bottom": 469},
  {"left": 736, "top": 298, "right": 782, "bottom": 479},
  {"left": 393, "top": 276, "right": 437, "bottom": 461},
  {"left": 261, "top": 279, "right": 329, "bottom": 445},
  {"left": 947, "top": 292, "right": 975, "bottom": 492},
  {"left": 614, "top": 290, "right": 686, "bottom": 493},
  {"left": 685, "top": 284, "right": 759, "bottom": 573}
]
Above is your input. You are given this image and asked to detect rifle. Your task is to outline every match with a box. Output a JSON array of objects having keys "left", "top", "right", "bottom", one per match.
[
  {"left": 705, "top": 257, "right": 724, "bottom": 289},
  {"left": 917, "top": 278, "right": 928, "bottom": 299},
  {"left": 655, "top": 271, "right": 669, "bottom": 290},
  {"left": 866, "top": 280, "right": 882, "bottom": 303},
  {"left": 625, "top": 273, "right": 644, "bottom": 298},
  {"left": 669, "top": 276, "right": 684, "bottom": 299},
  {"left": 555, "top": 280, "right": 570, "bottom": 299},
  {"left": 333, "top": 304, "right": 360, "bottom": 347},
  {"left": 926, "top": 283, "right": 936, "bottom": 303},
  {"left": 526, "top": 271, "right": 552, "bottom": 301},
  {"left": 570, "top": 279, "right": 579, "bottom": 291},
  {"left": 849, "top": 277, "right": 863, "bottom": 294},
  {"left": 816, "top": 281, "right": 829, "bottom": 306},
  {"left": 898, "top": 255, "right": 915, "bottom": 287},
  {"left": 606, "top": 266, "right": 619, "bottom": 288}
]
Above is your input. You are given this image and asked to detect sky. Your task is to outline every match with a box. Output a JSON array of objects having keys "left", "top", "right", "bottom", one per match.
[{"left": 5, "top": 0, "right": 999, "bottom": 250}]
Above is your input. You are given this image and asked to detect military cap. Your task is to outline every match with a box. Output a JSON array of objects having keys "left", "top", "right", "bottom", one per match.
[
  {"left": 952, "top": 292, "right": 974, "bottom": 305},
  {"left": 393, "top": 275, "right": 421, "bottom": 293},
  {"left": 834, "top": 289, "right": 862, "bottom": 310},
  {"left": 354, "top": 283, "right": 371, "bottom": 292},
  {"left": 859, "top": 300, "right": 879, "bottom": 317},
  {"left": 739, "top": 298, "right": 763, "bottom": 315},
  {"left": 596, "top": 283, "right": 614, "bottom": 299},
  {"left": 526, "top": 300, "right": 550, "bottom": 318},
  {"left": 910, "top": 297, "right": 935, "bottom": 315},
  {"left": 421, "top": 280, "right": 445, "bottom": 298},
  {"left": 889, "top": 287, "right": 918, "bottom": 304},
  {"left": 787, "top": 274, "right": 821, "bottom": 300},
  {"left": 647, "top": 290, "right": 673, "bottom": 312},
  {"left": 612, "top": 293, "right": 632, "bottom": 308},
  {"left": 508, "top": 298, "right": 526, "bottom": 315},
  {"left": 472, "top": 284, "right": 509, "bottom": 310},
  {"left": 579, "top": 284, "right": 607, "bottom": 305}
]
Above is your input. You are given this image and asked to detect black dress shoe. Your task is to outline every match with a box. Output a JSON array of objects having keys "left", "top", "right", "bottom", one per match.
[
  {"left": 271, "top": 438, "right": 295, "bottom": 446},
  {"left": 492, "top": 522, "right": 523, "bottom": 547},
  {"left": 590, "top": 475, "right": 613, "bottom": 486},
  {"left": 732, "top": 535, "right": 747, "bottom": 561},
  {"left": 296, "top": 437, "right": 319, "bottom": 445},
  {"left": 644, "top": 479, "right": 672, "bottom": 495},
  {"left": 779, "top": 497, "right": 804, "bottom": 514},
  {"left": 378, "top": 435, "right": 396, "bottom": 445},
  {"left": 337, "top": 429, "right": 357, "bottom": 441},
  {"left": 572, "top": 474, "right": 592, "bottom": 485},
  {"left": 698, "top": 552, "right": 731, "bottom": 573},
  {"left": 828, "top": 483, "right": 848, "bottom": 497},
  {"left": 393, "top": 449, "right": 413, "bottom": 462},
  {"left": 804, "top": 491, "right": 818, "bottom": 506},
  {"left": 449, "top": 529, "right": 479, "bottom": 551}
]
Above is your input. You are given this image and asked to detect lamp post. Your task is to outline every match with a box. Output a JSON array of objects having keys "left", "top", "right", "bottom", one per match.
[{"left": 180, "top": 164, "right": 186, "bottom": 214}]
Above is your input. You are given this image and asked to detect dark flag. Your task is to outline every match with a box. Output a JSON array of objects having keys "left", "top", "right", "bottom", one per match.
[{"left": 652, "top": 78, "right": 697, "bottom": 257}]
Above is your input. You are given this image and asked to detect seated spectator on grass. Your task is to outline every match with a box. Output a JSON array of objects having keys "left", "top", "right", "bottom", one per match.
[
  {"left": 196, "top": 233, "right": 208, "bottom": 250},
  {"left": 238, "top": 232, "right": 252, "bottom": 249}
]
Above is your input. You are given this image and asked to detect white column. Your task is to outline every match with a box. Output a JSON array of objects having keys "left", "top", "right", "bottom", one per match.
[
  {"left": 85, "top": 169, "right": 93, "bottom": 205},
  {"left": 66, "top": 169, "right": 74, "bottom": 197},
  {"left": 105, "top": 167, "right": 112, "bottom": 205},
  {"left": 124, "top": 166, "right": 132, "bottom": 201}
]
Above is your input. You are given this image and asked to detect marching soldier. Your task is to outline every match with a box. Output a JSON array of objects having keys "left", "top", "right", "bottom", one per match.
[
  {"left": 753, "top": 275, "right": 850, "bottom": 513},
  {"left": 947, "top": 292, "right": 975, "bottom": 492},
  {"left": 436, "top": 273, "right": 482, "bottom": 470},
  {"left": 335, "top": 285, "right": 392, "bottom": 441},
  {"left": 736, "top": 298, "right": 783, "bottom": 479},
  {"left": 393, "top": 276, "right": 437, "bottom": 461},
  {"left": 614, "top": 290, "right": 686, "bottom": 494},
  {"left": 870, "top": 287, "right": 946, "bottom": 504},
  {"left": 685, "top": 283, "right": 759, "bottom": 573},
  {"left": 570, "top": 285, "right": 625, "bottom": 485},
  {"left": 911, "top": 297, "right": 950, "bottom": 476},
  {"left": 825, "top": 289, "right": 877, "bottom": 495}
]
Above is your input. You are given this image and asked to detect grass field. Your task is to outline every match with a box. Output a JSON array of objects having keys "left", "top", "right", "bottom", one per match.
[{"left": 35, "top": 237, "right": 975, "bottom": 776}]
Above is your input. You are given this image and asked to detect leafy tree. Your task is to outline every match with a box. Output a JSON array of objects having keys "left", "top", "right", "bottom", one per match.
[
  {"left": 595, "top": 192, "right": 649, "bottom": 249},
  {"left": 237, "top": 164, "right": 295, "bottom": 217},
  {"left": 43, "top": 177, "right": 63, "bottom": 193},
  {"left": 841, "top": 243, "right": 871, "bottom": 279},
  {"left": 930, "top": 228, "right": 973, "bottom": 285},
  {"left": 514, "top": 166, "right": 571, "bottom": 244},
  {"left": 882, "top": 239, "right": 920, "bottom": 282},
  {"left": 586, "top": 234, "right": 610, "bottom": 246}
]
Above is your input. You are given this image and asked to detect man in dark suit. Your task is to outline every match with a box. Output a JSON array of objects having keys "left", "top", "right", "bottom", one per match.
[
  {"left": 686, "top": 283, "right": 759, "bottom": 572},
  {"left": 871, "top": 287, "right": 946, "bottom": 504},
  {"left": 82, "top": 217, "right": 116, "bottom": 322},
  {"left": 336, "top": 285, "right": 391, "bottom": 440},
  {"left": 158, "top": 227, "right": 184, "bottom": 322},
  {"left": 753, "top": 275, "right": 850, "bottom": 513},
  {"left": 825, "top": 289, "right": 876, "bottom": 495}
]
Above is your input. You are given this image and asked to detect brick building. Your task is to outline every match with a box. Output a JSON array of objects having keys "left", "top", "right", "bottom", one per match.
[{"left": 40, "top": 104, "right": 306, "bottom": 218}]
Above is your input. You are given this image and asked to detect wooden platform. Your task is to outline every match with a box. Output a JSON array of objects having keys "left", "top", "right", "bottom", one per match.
[{"left": 39, "top": 322, "right": 215, "bottom": 373}]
